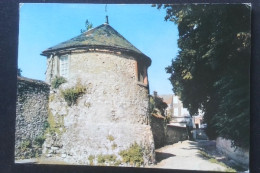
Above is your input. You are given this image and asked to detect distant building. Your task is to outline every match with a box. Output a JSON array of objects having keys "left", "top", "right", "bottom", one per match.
[
  {"left": 158, "top": 94, "right": 173, "bottom": 117},
  {"left": 157, "top": 94, "right": 192, "bottom": 127},
  {"left": 192, "top": 109, "right": 204, "bottom": 129}
]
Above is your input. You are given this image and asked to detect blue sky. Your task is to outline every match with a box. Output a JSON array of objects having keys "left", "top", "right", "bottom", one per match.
[{"left": 18, "top": 3, "right": 179, "bottom": 95}]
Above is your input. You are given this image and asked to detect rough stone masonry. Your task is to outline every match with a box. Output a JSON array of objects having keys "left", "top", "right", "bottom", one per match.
[
  {"left": 43, "top": 52, "right": 155, "bottom": 166},
  {"left": 15, "top": 76, "right": 49, "bottom": 159},
  {"left": 40, "top": 23, "right": 156, "bottom": 166}
]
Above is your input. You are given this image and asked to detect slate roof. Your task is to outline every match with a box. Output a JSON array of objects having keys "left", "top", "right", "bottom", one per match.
[
  {"left": 41, "top": 24, "right": 151, "bottom": 65},
  {"left": 160, "top": 95, "right": 173, "bottom": 105}
]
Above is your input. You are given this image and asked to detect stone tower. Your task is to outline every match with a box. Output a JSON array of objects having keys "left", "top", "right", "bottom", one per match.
[{"left": 41, "top": 21, "right": 155, "bottom": 166}]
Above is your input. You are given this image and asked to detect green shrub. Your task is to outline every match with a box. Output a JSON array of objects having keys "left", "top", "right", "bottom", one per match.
[
  {"left": 19, "top": 139, "right": 43, "bottom": 159},
  {"left": 119, "top": 142, "right": 144, "bottom": 167},
  {"left": 43, "top": 120, "right": 50, "bottom": 130},
  {"left": 97, "top": 154, "right": 106, "bottom": 164},
  {"left": 88, "top": 155, "right": 95, "bottom": 165},
  {"left": 20, "top": 139, "right": 32, "bottom": 152},
  {"left": 51, "top": 76, "right": 67, "bottom": 89},
  {"left": 34, "top": 135, "right": 46, "bottom": 147},
  {"left": 61, "top": 82, "right": 86, "bottom": 106},
  {"left": 114, "top": 160, "right": 122, "bottom": 166},
  {"left": 97, "top": 154, "right": 117, "bottom": 165}
]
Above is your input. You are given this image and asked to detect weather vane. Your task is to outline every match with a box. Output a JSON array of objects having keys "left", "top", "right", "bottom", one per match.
[{"left": 105, "top": 4, "right": 109, "bottom": 24}]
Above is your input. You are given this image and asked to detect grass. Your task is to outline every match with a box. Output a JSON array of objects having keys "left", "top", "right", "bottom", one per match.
[
  {"left": 61, "top": 81, "right": 86, "bottom": 106},
  {"left": 20, "top": 139, "right": 32, "bottom": 152},
  {"left": 119, "top": 142, "right": 144, "bottom": 167},
  {"left": 97, "top": 154, "right": 118, "bottom": 166},
  {"left": 199, "top": 150, "right": 236, "bottom": 172},
  {"left": 51, "top": 76, "right": 67, "bottom": 89},
  {"left": 88, "top": 155, "right": 95, "bottom": 165},
  {"left": 19, "top": 139, "right": 42, "bottom": 159},
  {"left": 45, "top": 109, "right": 65, "bottom": 136},
  {"left": 34, "top": 135, "right": 46, "bottom": 147}
]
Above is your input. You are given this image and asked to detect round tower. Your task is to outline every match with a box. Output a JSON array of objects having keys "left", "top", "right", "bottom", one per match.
[{"left": 41, "top": 21, "right": 155, "bottom": 166}]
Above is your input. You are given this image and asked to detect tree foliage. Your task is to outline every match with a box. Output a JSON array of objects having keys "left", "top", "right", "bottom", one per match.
[
  {"left": 81, "top": 19, "right": 93, "bottom": 33},
  {"left": 17, "top": 68, "right": 22, "bottom": 76},
  {"left": 155, "top": 4, "right": 250, "bottom": 148},
  {"left": 149, "top": 95, "right": 168, "bottom": 116}
]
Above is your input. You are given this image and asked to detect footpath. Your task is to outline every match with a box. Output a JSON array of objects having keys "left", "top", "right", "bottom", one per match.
[{"left": 150, "top": 140, "right": 242, "bottom": 172}]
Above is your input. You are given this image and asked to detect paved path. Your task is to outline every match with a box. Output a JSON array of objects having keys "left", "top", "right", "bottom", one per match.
[{"left": 150, "top": 140, "right": 228, "bottom": 172}]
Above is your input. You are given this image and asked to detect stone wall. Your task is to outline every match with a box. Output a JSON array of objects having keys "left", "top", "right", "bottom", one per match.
[
  {"left": 43, "top": 52, "right": 155, "bottom": 166},
  {"left": 15, "top": 77, "right": 50, "bottom": 159},
  {"left": 166, "top": 125, "right": 189, "bottom": 144},
  {"left": 150, "top": 116, "right": 166, "bottom": 149},
  {"left": 216, "top": 137, "right": 249, "bottom": 168}
]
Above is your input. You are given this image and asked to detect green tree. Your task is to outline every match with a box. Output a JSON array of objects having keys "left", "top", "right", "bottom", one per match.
[
  {"left": 17, "top": 68, "right": 22, "bottom": 76},
  {"left": 149, "top": 95, "right": 168, "bottom": 116},
  {"left": 81, "top": 19, "right": 93, "bottom": 33},
  {"left": 154, "top": 4, "right": 250, "bottom": 148}
]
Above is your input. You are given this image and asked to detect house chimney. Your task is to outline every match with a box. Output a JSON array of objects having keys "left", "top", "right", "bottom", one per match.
[{"left": 154, "top": 91, "right": 157, "bottom": 98}]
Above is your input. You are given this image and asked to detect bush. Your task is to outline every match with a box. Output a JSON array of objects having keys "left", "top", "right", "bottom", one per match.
[
  {"left": 119, "top": 142, "right": 144, "bottom": 167},
  {"left": 19, "top": 139, "right": 43, "bottom": 159},
  {"left": 43, "top": 120, "right": 50, "bottom": 130},
  {"left": 61, "top": 82, "right": 86, "bottom": 106},
  {"left": 34, "top": 135, "right": 46, "bottom": 147},
  {"left": 97, "top": 154, "right": 117, "bottom": 164},
  {"left": 97, "top": 154, "right": 106, "bottom": 164},
  {"left": 20, "top": 139, "right": 32, "bottom": 152},
  {"left": 51, "top": 76, "right": 67, "bottom": 89},
  {"left": 88, "top": 155, "right": 95, "bottom": 165}
]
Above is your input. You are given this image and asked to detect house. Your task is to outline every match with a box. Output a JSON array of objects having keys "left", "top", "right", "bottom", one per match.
[
  {"left": 40, "top": 18, "right": 155, "bottom": 165},
  {"left": 157, "top": 93, "right": 173, "bottom": 117},
  {"left": 192, "top": 110, "right": 204, "bottom": 129},
  {"left": 160, "top": 94, "right": 192, "bottom": 127}
]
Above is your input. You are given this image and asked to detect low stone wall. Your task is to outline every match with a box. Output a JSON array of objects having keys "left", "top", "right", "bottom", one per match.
[
  {"left": 15, "top": 77, "right": 50, "bottom": 159},
  {"left": 166, "top": 125, "right": 188, "bottom": 144},
  {"left": 150, "top": 116, "right": 166, "bottom": 149},
  {"left": 216, "top": 137, "right": 249, "bottom": 168}
]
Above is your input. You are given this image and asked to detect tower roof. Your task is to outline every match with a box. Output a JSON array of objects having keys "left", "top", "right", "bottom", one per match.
[{"left": 41, "top": 24, "right": 151, "bottom": 66}]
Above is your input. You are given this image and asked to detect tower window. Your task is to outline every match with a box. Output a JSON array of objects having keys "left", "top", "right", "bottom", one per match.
[
  {"left": 137, "top": 61, "right": 148, "bottom": 85},
  {"left": 60, "top": 55, "right": 69, "bottom": 78},
  {"left": 138, "top": 64, "right": 144, "bottom": 82}
]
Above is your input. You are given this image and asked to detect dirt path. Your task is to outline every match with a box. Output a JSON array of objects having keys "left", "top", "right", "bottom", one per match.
[{"left": 150, "top": 140, "right": 229, "bottom": 172}]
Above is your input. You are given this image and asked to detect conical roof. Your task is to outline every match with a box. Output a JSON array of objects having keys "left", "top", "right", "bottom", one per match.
[{"left": 41, "top": 24, "right": 151, "bottom": 65}]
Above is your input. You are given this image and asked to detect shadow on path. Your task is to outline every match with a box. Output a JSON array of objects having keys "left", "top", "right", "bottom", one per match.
[{"left": 155, "top": 152, "right": 176, "bottom": 162}]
